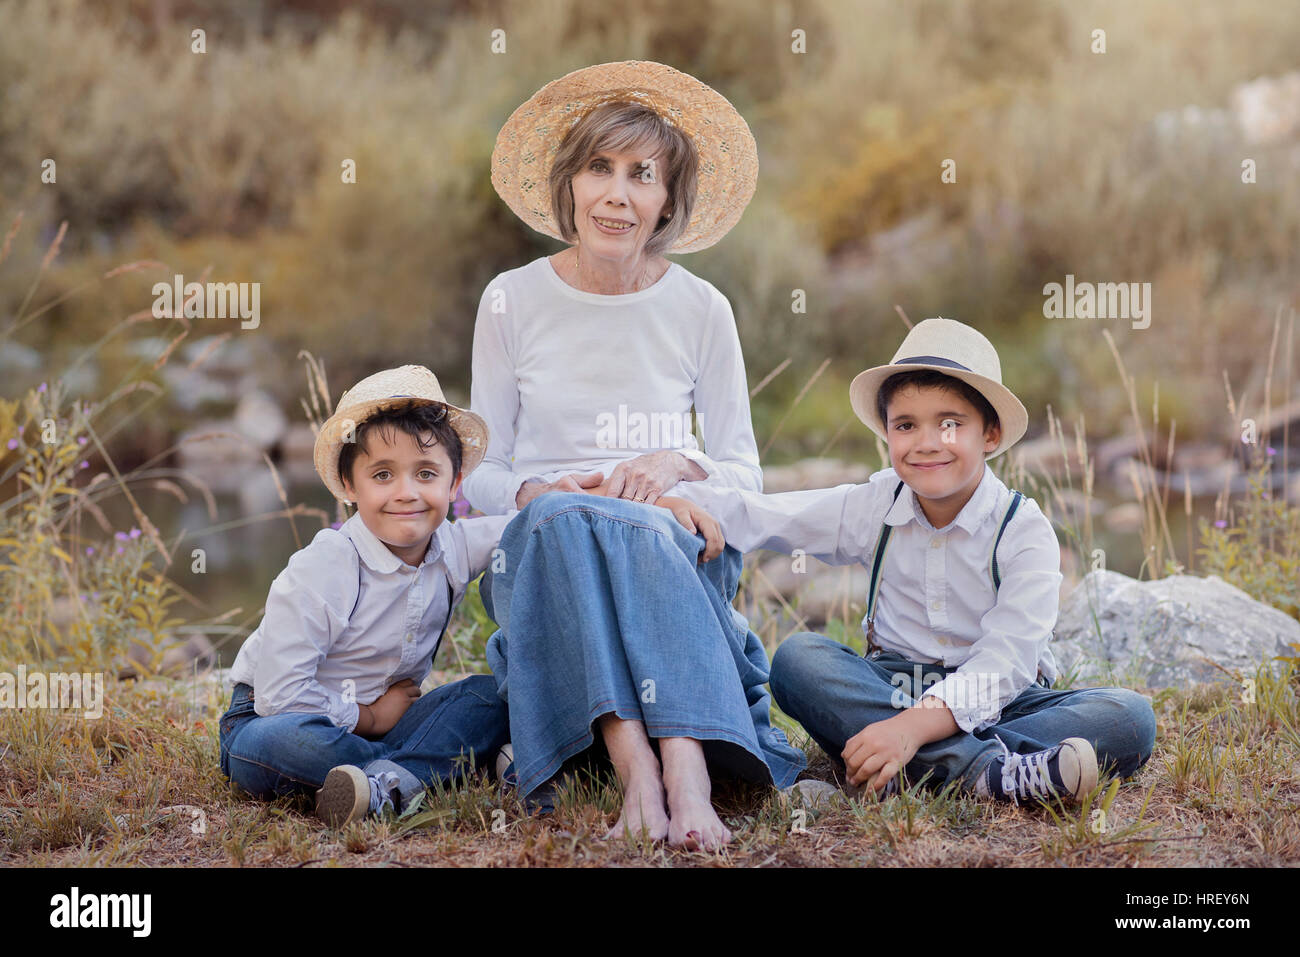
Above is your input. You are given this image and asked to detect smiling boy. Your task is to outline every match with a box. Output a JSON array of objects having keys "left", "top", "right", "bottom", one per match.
[
  {"left": 220, "top": 366, "right": 512, "bottom": 826},
  {"left": 668, "top": 318, "right": 1156, "bottom": 805}
]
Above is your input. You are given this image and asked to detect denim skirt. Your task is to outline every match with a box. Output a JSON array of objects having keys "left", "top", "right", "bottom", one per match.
[{"left": 483, "top": 492, "right": 806, "bottom": 799}]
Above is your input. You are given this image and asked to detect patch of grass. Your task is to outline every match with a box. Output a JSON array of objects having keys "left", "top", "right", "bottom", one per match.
[{"left": 2, "top": 659, "right": 1297, "bottom": 866}]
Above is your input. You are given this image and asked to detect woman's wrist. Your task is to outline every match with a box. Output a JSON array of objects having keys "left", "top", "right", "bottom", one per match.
[{"left": 676, "top": 452, "right": 708, "bottom": 482}]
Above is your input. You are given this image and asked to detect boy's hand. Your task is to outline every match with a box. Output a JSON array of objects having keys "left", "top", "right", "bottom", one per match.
[
  {"left": 842, "top": 713, "right": 921, "bottom": 793},
  {"left": 842, "top": 701, "right": 960, "bottom": 793},
  {"left": 654, "top": 495, "right": 724, "bottom": 562},
  {"left": 515, "top": 472, "right": 605, "bottom": 509},
  {"left": 357, "top": 679, "right": 420, "bottom": 737}
]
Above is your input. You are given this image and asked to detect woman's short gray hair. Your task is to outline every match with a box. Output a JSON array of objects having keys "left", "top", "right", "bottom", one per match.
[{"left": 549, "top": 100, "right": 699, "bottom": 257}]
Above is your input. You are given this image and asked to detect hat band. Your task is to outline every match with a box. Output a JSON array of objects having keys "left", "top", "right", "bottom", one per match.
[{"left": 893, "top": 355, "right": 973, "bottom": 372}]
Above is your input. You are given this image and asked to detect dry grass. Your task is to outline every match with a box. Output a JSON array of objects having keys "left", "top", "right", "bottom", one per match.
[{"left": 2, "top": 658, "right": 1296, "bottom": 868}]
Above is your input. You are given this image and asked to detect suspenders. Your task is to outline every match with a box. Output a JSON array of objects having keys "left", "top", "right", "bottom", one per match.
[
  {"left": 863, "top": 482, "right": 906, "bottom": 648},
  {"left": 863, "top": 480, "right": 1024, "bottom": 655},
  {"left": 990, "top": 491, "right": 1024, "bottom": 590},
  {"left": 431, "top": 577, "right": 455, "bottom": 667}
]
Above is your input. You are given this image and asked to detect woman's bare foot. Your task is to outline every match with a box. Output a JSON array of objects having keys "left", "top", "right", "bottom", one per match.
[
  {"left": 598, "top": 713, "right": 670, "bottom": 842},
  {"left": 606, "top": 765, "right": 670, "bottom": 842},
  {"left": 661, "top": 737, "right": 733, "bottom": 850}
]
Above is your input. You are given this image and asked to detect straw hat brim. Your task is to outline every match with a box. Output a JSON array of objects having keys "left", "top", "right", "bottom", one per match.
[
  {"left": 491, "top": 60, "right": 758, "bottom": 254},
  {"left": 313, "top": 398, "right": 489, "bottom": 504},
  {"left": 848, "top": 364, "right": 1029, "bottom": 460}
]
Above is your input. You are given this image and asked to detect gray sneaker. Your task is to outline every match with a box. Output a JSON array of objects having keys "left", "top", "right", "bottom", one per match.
[{"left": 315, "top": 765, "right": 402, "bottom": 826}]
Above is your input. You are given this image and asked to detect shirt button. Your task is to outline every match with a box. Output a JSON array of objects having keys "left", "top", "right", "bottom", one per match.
[
  {"left": 931, "top": 600, "right": 942, "bottom": 611},
  {"left": 931, "top": 539, "right": 942, "bottom": 549},
  {"left": 405, "top": 632, "right": 414, "bottom": 643}
]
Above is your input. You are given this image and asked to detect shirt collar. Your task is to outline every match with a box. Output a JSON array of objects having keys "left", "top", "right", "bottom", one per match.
[
  {"left": 883, "top": 464, "right": 1003, "bottom": 534},
  {"left": 341, "top": 512, "right": 443, "bottom": 574},
  {"left": 952, "top": 465, "right": 1003, "bottom": 534}
]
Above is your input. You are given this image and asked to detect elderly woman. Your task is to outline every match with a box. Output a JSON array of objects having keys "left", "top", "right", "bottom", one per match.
[{"left": 464, "top": 61, "right": 804, "bottom": 849}]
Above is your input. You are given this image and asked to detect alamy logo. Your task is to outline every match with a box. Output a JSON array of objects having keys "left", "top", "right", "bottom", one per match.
[
  {"left": 1, "top": 666, "right": 103, "bottom": 719},
  {"left": 889, "top": 665, "right": 999, "bottom": 713},
  {"left": 151, "top": 274, "right": 260, "bottom": 329},
  {"left": 1042, "top": 274, "right": 1151, "bottom": 329},
  {"left": 49, "top": 887, "right": 151, "bottom": 937},
  {"left": 595, "top": 404, "right": 699, "bottom": 450}
]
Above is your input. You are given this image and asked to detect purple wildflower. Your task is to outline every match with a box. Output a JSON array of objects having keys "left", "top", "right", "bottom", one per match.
[
  {"left": 1267, "top": 446, "right": 1277, "bottom": 456},
  {"left": 38, "top": 382, "right": 47, "bottom": 393},
  {"left": 115, "top": 546, "right": 124, "bottom": 555},
  {"left": 330, "top": 521, "right": 343, "bottom": 530},
  {"left": 114, "top": 531, "right": 128, "bottom": 541},
  {"left": 79, "top": 460, "right": 89, "bottom": 469},
  {"left": 128, "top": 527, "right": 141, "bottom": 539},
  {"left": 5, "top": 438, "right": 16, "bottom": 450},
  {"left": 1214, "top": 519, "right": 1227, "bottom": 528},
  {"left": 77, "top": 436, "right": 88, "bottom": 446},
  {"left": 452, "top": 492, "right": 471, "bottom": 519},
  {"left": 85, "top": 546, "right": 94, "bottom": 556}
]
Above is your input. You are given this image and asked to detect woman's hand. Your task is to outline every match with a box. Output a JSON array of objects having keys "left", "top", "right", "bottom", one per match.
[
  {"left": 654, "top": 496, "right": 724, "bottom": 562},
  {"left": 515, "top": 471, "right": 606, "bottom": 510},
  {"left": 606, "top": 451, "right": 706, "bottom": 504}
]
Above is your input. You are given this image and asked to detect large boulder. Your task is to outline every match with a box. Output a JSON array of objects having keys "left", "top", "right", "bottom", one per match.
[{"left": 1052, "top": 569, "right": 1300, "bottom": 688}]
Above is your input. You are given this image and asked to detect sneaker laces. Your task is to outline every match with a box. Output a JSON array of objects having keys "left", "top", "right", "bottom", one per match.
[
  {"left": 368, "top": 770, "right": 402, "bottom": 815},
  {"left": 995, "top": 736, "right": 1054, "bottom": 805}
]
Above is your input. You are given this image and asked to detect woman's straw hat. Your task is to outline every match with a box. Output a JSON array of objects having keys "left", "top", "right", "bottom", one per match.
[
  {"left": 491, "top": 60, "right": 758, "bottom": 253},
  {"left": 848, "top": 318, "right": 1029, "bottom": 459},
  {"left": 313, "top": 365, "right": 488, "bottom": 504}
]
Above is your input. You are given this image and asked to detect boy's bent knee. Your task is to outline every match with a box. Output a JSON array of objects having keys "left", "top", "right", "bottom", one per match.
[
  {"left": 771, "top": 632, "right": 839, "bottom": 703},
  {"left": 1091, "top": 687, "right": 1157, "bottom": 776},
  {"left": 459, "top": 673, "right": 503, "bottom": 701},
  {"left": 1116, "top": 688, "right": 1157, "bottom": 763}
]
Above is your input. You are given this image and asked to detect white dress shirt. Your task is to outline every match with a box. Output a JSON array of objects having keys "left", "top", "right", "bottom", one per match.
[
  {"left": 462, "top": 256, "right": 763, "bottom": 514},
  {"left": 228, "top": 511, "right": 511, "bottom": 731},
  {"left": 675, "top": 465, "right": 1063, "bottom": 732}
]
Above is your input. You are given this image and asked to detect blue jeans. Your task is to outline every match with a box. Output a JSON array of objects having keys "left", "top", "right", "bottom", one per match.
[
  {"left": 770, "top": 632, "right": 1156, "bottom": 789},
  {"left": 483, "top": 492, "right": 806, "bottom": 799},
  {"left": 218, "top": 674, "right": 509, "bottom": 810}
]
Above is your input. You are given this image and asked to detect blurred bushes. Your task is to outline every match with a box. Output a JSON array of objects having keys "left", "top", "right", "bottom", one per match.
[{"left": 1, "top": 0, "right": 1298, "bottom": 459}]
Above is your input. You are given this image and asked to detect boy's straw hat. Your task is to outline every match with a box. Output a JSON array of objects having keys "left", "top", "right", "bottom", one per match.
[
  {"left": 848, "top": 317, "right": 1028, "bottom": 459},
  {"left": 490, "top": 60, "right": 758, "bottom": 253},
  {"left": 313, "top": 365, "right": 488, "bottom": 504}
]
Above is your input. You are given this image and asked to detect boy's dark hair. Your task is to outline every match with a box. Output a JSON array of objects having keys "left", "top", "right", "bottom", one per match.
[
  {"left": 338, "top": 402, "right": 463, "bottom": 492},
  {"left": 876, "top": 370, "right": 1000, "bottom": 435}
]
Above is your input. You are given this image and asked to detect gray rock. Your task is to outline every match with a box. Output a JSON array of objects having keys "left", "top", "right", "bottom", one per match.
[
  {"left": 123, "top": 631, "right": 218, "bottom": 680},
  {"left": 234, "top": 389, "right": 288, "bottom": 450},
  {"left": 177, "top": 421, "right": 263, "bottom": 468},
  {"left": 1052, "top": 569, "right": 1300, "bottom": 688},
  {"left": 0, "top": 341, "right": 41, "bottom": 371},
  {"left": 161, "top": 365, "right": 239, "bottom": 410},
  {"left": 761, "top": 457, "right": 873, "bottom": 494},
  {"left": 750, "top": 553, "right": 867, "bottom": 628}
]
